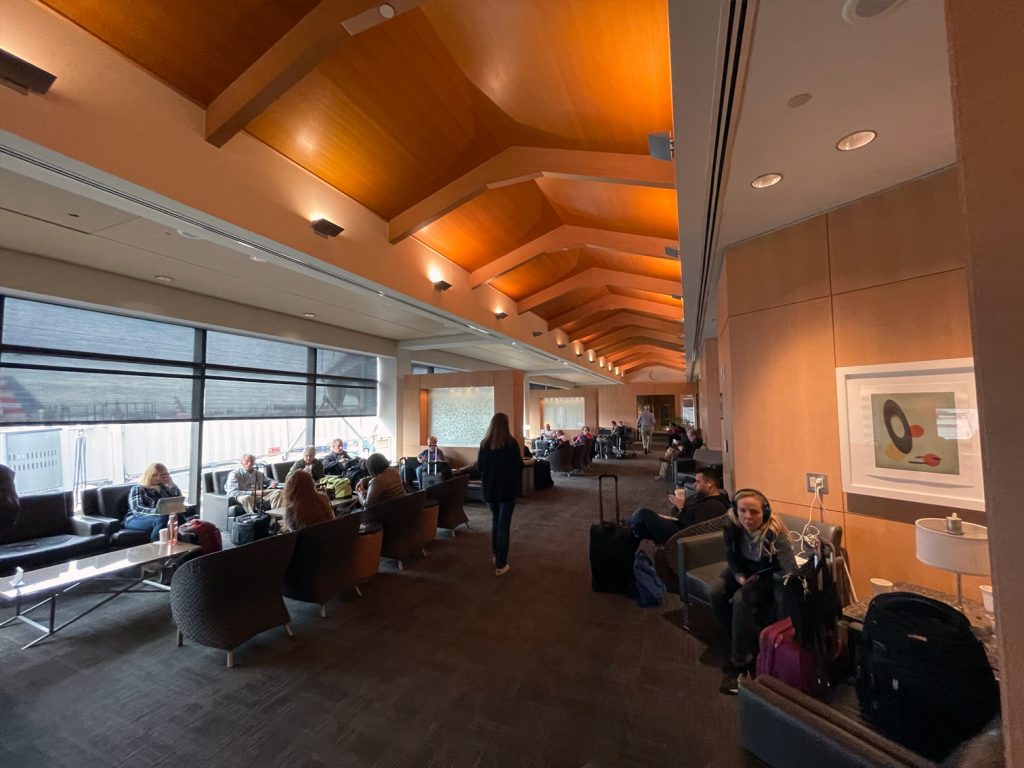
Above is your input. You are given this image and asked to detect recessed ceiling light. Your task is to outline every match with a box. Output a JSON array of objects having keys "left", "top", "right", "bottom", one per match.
[
  {"left": 154, "top": 275, "right": 174, "bottom": 283},
  {"left": 836, "top": 130, "right": 877, "bottom": 151},
  {"left": 249, "top": 254, "right": 266, "bottom": 263},
  {"left": 67, "top": 212, "right": 80, "bottom": 218},
  {"left": 378, "top": 3, "right": 396, "bottom": 19},
  {"left": 751, "top": 173, "right": 783, "bottom": 189},
  {"left": 175, "top": 228, "right": 202, "bottom": 239},
  {"left": 302, "top": 312, "right": 316, "bottom": 319},
  {"left": 787, "top": 93, "right": 812, "bottom": 108}
]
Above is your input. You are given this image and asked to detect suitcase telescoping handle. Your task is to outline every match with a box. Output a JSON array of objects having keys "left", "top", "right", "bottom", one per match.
[{"left": 598, "top": 474, "right": 620, "bottom": 524}]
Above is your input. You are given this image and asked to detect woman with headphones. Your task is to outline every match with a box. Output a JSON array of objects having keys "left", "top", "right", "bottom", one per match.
[{"left": 712, "top": 488, "right": 797, "bottom": 695}]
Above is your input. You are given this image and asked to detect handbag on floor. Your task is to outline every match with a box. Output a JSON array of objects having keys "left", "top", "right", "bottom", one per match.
[
  {"left": 177, "top": 519, "right": 223, "bottom": 555},
  {"left": 589, "top": 474, "right": 636, "bottom": 595},
  {"left": 633, "top": 549, "right": 665, "bottom": 607}
]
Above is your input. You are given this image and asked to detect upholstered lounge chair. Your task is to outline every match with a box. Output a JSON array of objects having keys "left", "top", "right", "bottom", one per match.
[
  {"left": 548, "top": 443, "right": 573, "bottom": 477},
  {"left": 426, "top": 475, "right": 470, "bottom": 535},
  {"left": 170, "top": 532, "right": 297, "bottom": 667},
  {"left": 361, "top": 489, "right": 427, "bottom": 568},
  {"left": 283, "top": 512, "right": 361, "bottom": 617}
]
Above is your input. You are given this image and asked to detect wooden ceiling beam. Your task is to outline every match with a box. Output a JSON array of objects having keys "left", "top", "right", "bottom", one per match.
[
  {"left": 469, "top": 226, "right": 677, "bottom": 288},
  {"left": 621, "top": 358, "right": 685, "bottom": 373},
  {"left": 570, "top": 313, "right": 681, "bottom": 343},
  {"left": 606, "top": 344, "right": 684, "bottom": 364},
  {"left": 547, "top": 295, "right": 682, "bottom": 331},
  {"left": 517, "top": 268, "right": 679, "bottom": 314},
  {"left": 593, "top": 337, "right": 682, "bottom": 359},
  {"left": 389, "top": 147, "right": 675, "bottom": 243},
  {"left": 205, "top": 0, "right": 423, "bottom": 147},
  {"left": 585, "top": 326, "right": 683, "bottom": 352},
  {"left": 616, "top": 351, "right": 685, "bottom": 369}
]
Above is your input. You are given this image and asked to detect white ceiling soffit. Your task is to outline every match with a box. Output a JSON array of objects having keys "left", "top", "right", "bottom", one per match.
[{"left": 671, "top": 0, "right": 957, "bottom": 371}]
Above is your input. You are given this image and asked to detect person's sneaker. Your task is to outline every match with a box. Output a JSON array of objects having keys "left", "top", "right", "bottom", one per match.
[
  {"left": 495, "top": 564, "right": 511, "bottom": 577},
  {"left": 719, "top": 672, "right": 740, "bottom": 695}
]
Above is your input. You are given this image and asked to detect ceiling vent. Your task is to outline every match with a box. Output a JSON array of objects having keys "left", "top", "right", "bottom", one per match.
[{"left": 842, "top": 0, "right": 907, "bottom": 24}]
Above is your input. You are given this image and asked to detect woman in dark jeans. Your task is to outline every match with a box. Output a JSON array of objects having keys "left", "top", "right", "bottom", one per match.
[{"left": 477, "top": 412, "right": 523, "bottom": 577}]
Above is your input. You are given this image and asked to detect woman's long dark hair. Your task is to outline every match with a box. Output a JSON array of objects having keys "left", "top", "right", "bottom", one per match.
[
  {"left": 283, "top": 469, "right": 319, "bottom": 509},
  {"left": 481, "top": 412, "right": 513, "bottom": 450}
]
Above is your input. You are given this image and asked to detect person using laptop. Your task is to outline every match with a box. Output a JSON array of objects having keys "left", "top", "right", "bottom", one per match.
[{"left": 124, "top": 462, "right": 193, "bottom": 541}]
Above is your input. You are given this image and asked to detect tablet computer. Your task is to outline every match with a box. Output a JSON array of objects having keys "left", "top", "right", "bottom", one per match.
[{"left": 155, "top": 496, "right": 187, "bottom": 516}]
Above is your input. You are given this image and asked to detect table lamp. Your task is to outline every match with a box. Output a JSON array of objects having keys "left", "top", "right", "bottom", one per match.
[{"left": 915, "top": 513, "right": 990, "bottom": 610}]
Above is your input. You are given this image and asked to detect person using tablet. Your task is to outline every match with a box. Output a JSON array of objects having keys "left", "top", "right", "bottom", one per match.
[{"left": 124, "top": 462, "right": 193, "bottom": 541}]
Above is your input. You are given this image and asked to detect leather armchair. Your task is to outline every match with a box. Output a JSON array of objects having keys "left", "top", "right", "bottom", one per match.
[
  {"left": 81, "top": 483, "right": 151, "bottom": 548},
  {"left": 361, "top": 489, "right": 427, "bottom": 567},
  {"left": 548, "top": 443, "right": 573, "bottom": 476},
  {"left": 171, "top": 532, "right": 297, "bottom": 667},
  {"left": 426, "top": 475, "right": 470, "bottom": 535},
  {"left": 283, "top": 513, "right": 361, "bottom": 617},
  {"left": 201, "top": 469, "right": 243, "bottom": 532},
  {"left": 266, "top": 461, "right": 294, "bottom": 484}
]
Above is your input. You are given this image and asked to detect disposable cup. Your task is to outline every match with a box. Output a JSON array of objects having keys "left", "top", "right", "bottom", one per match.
[
  {"left": 979, "top": 585, "right": 994, "bottom": 615},
  {"left": 158, "top": 527, "right": 170, "bottom": 543},
  {"left": 870, "top": 577, "right": 893, "bottom": 596}
]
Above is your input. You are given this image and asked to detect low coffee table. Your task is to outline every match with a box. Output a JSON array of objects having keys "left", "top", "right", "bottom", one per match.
[{"left": 0, "top": 541, "right": 199, "bottom": 649}]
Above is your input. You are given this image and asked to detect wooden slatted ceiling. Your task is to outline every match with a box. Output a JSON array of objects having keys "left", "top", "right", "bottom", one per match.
[
  {"left": 492, "top": 248, "right": 680, "bottom": 301},
  {"left": 536, "top": 178, "right": 679, "bottom": 240},
  {"left": 609, "top": 287, "right": 681, "bottom": 306},
  {"left": 526, "top": 287, "right": 609, "bottom": 322},
  {"left": 414, "top": 183, "right": 563, "bottom": 273},
  {"left": 41, "top": 0, "right": 318, "bottom": 106}
]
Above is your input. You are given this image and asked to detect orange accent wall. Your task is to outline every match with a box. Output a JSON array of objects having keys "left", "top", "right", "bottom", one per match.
[{"left": 716, "top": 169, "right": 980, "bottom": 599}]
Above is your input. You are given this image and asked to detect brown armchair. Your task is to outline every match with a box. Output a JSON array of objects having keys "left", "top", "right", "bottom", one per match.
[
  {"left": 361, "top": 489, "right": 426, "bottom": 568},
  {"left": 283, "top": 512, "right": 361, "bottom": 617},
  {"left": 426, "top": 475, "right": 470, "bottom": 536},
  {"left": 170, "top": 532, "right": 296, "bottom": 667}
]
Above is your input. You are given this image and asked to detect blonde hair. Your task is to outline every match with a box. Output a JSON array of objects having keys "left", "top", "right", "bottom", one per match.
[
  {"left": 727, "top": 489, "right": 787, "bottom": 557},
  {"left": 139, "top": 462, "right": 168, "bottom": 489}
]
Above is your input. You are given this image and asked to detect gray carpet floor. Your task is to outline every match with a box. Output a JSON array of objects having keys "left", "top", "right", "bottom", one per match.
[{"left": 0, "top": 454, "right": 759, "bottom": 768}]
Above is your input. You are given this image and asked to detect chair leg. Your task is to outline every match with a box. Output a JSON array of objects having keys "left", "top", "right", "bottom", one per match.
[
  {"left": 176, "top": 628, "right": 183, "bottom": 647},
  {"left": 320, "top": 604, "right": 327, "bottom": 619},
  {"left": 421, "top": 548, "right": 428, "bottom": 557},
  {"left": 285, "top": 622, "right": 295, "bottom": 638},
  {"left": 355, "top": 585, "right": 363, "bottom": 598},
  {"left": 397, "top": 560, "right": 404, "bottom": 570},
  {"left": 682, "top": 602, "right": 691, "bottom": 631},
  {"left": 226, "top": 650, "right": 234, "bottom": 668}
]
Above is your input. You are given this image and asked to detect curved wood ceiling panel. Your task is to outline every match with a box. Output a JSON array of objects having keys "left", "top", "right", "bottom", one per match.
[
  {"left": 41, "top": 0, "right": 318, "bottom": 106},
  {"left": 422, "top": 0, "right": 671, "bottom": 151},
  {"left": 414, "top": 182, "right": 562, "bottom": 272},
  {"left": 527, "top": 286, "right": 609, "bottom": 321},
  {"left": 610, "top": 286, "right": 681, "bottom": 306},
  {"left": 536, "top": 177, "right": 679, "bottom": 239}
]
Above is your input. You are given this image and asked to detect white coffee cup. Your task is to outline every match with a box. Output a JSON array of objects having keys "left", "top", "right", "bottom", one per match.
[
  {"left": 674, "top": 488, "right": 687, "bottom": 499},
  {"left": 158, "top": 527, "right": 170, "bottom": 543},
  {"left": 870, "top": 577, "right": 894, "bottom": 596},
  {"left": 979, "top": 585, "right": 994, "bottom": 615}
]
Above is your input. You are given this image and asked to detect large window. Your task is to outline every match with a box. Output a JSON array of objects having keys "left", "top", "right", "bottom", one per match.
[
  {"left": 0, "top": 296, "right": 379, "bottom": 499},
  {"left": 542, "top": 397, "right": 585, "bottom": 430}
]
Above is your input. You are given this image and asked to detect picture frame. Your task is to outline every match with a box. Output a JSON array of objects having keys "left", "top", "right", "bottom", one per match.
[{"left": 835, "top": 358, "right": 984, "bottom": 511}]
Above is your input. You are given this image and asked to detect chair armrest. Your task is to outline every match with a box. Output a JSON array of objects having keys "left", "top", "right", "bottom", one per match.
[
  {"left": 72, "top": 515, "right": 117, "bottom": 536},
  {"left": 679, "top": 531, "right": 725, "bottom": 571}
]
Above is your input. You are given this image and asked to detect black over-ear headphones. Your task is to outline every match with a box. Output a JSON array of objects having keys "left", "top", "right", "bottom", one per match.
[{"left": 732, "top": 488, "right": 772, "bottom": 523}]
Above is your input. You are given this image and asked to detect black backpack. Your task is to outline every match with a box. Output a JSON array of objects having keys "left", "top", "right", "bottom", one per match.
[
  {"left": 783, "top": 540, "right": 844, "bottom": 683},
  {"left": 855, "top": 592, "right": 999, "bottom": 760}
]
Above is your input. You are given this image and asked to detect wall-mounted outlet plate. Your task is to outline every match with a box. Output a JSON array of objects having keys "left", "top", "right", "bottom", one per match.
[{"left": 805, "top": 473, "right": 829, "bottom": 494}]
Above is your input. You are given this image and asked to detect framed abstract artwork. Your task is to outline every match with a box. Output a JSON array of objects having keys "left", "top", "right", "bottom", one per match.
[{"left": 835, "top": 358, "right": 984, "bottom": 511}]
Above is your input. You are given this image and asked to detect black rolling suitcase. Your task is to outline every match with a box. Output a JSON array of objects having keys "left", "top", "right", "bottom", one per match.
[
  {"left": 589, "top": 474, "right": 637, "bottom": 595},
  {"left": 533, "top": 459, "right": 554, "bottom": 490}
]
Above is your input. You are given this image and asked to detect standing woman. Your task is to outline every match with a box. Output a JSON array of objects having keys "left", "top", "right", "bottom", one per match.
[{"left": 478, "top": 412, "right": 523, "bottom": 577}]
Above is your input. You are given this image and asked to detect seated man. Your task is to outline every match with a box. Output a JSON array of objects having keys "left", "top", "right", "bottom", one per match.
[
  {"left": 288, "top": 445, "right": 325, "bottom": 481},
  {"left": 416, "top": 435, "right": 447, "bottom": 486},
  {"left": 321, "top": 438, "right": 351, "bottom": 476},
  {"left": 657, "top": 439, "right": 683, "bottom": 480},
  {"left": 627, "top": 468, "right": 730, "bottom": 544},
  {"left": 355, "top": 453, "right": 406, "bottom": 508},
  {"left": 224, "top": 453, "right": 283, "bottom": 514}
]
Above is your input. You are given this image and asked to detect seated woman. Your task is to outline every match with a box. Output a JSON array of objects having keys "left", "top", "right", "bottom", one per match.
[
  {"left": 657, "top": 439, "right": 683, "bottom": 480},
  {"left": 354, "top": 453, "right": 406, "bottom": 508},
  {"left": 712, "top": 488, "right": 796, "bottom": 695},
  {"left": 572, "top": 426, "right": 593, "bottom": 446},
  {"left": 123, "top": 462, "right": 191, "bottom": 541},
  {"left": 281, "top": 469, "right": 334, "bottom": 532}
]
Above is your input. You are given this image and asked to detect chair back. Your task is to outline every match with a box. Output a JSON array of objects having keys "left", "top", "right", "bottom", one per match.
[
  {"left": 283, "top": 513, "right": 361, "bottom": 606},
  {"left": 361, "top": 489, "right": 425, "bottom": 561},
  {"left": 96, "top": 483, "right": 133, "bottom": 522},
  {"left": 267, "top": 461, "right": 293, "bottom": 483},
  {"left": 570, "top": 443, "right": 586, "bottom": 471},
  {"left": 171, "top": 533, "right": 296, "bottom": 652},
  {"left": 548, "top": 443, "right": 573, "bottom": 473},
  {"left": 779, "top": 513, "right": 843, "bottom": 552},
  {"left": 1, "top": 490, "right": 74, "bottom": 543},
  {"left": 427, "top": 475, "right": 470, "bottom": 532},
  {"left": 205, "top": 469, "right": 232, "bottom": 495}
]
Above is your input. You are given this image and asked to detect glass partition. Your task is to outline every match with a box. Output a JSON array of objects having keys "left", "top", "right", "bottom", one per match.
[{"left": 429, "top": 386, "right": 494, "bottom": 446}]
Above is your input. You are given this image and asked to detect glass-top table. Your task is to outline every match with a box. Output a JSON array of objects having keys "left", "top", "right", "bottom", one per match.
[{"left": 1, "top": 541, "right": 198, "bottom": 649}]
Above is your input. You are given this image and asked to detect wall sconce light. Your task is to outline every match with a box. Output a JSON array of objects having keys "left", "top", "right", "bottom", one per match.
[
  {"left": 556, "top": 342, "right": 567, "bottom": 349},
  {"left": 494, "top": 311, "right": 508, "bottom": 320},
  {"left": 0, "top": 49, "right": 57, "bottom": 94},
  {"left": 312, "top": 218, "right": 344, "bottom": 238},
  {"left": 532, "top": 331, "right": 543, "bottom": 337},
  {"left": 432, "top": 280, "right": 452, "bottom": 292},
  {"left": 576, "top": 351, "right": 583, "bottom": 357}
]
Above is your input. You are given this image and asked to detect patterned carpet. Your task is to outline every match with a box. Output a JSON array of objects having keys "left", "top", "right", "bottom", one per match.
[{"left": 0, "top": 455, "right": 760, "bottom": 768}]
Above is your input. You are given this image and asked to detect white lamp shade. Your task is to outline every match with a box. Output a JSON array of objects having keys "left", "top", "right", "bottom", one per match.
[{"left": 915, "top": 518, "right": 990, "bottom": 576}]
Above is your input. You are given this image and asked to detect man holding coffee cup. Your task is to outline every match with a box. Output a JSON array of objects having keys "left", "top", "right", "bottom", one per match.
[{"left": 627, "top": 468, "right": 730, "bottom": 544}]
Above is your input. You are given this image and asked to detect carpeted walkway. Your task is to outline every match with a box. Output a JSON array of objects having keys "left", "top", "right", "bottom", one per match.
[{"left": 0, "top": 454, "right": 757, "bottom": 768}]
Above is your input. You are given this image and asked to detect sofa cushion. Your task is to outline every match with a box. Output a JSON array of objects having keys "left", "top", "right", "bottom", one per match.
[
  {"left": 0, "top": 532, "right": 108, "bottom": 574},
  {"left": 111, "top": 529, "right": 152, "bottom": 547}
]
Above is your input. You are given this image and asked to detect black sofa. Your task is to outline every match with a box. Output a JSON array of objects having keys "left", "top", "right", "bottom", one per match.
[
  {"left": 0, "top": 490, "right": 108, "bottom": 575},
  {"left": 201, "top": 469, "right": 244, "bottom": 532}
]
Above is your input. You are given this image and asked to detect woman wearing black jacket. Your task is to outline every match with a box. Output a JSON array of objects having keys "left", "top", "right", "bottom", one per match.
[{"left": 477, "top": 412, "right": 523, "bottom": 576}]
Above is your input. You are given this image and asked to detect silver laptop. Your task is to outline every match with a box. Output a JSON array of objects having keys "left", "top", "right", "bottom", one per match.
[{"left": 155, "top": 496, "right": 187, "bottom": 516}]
